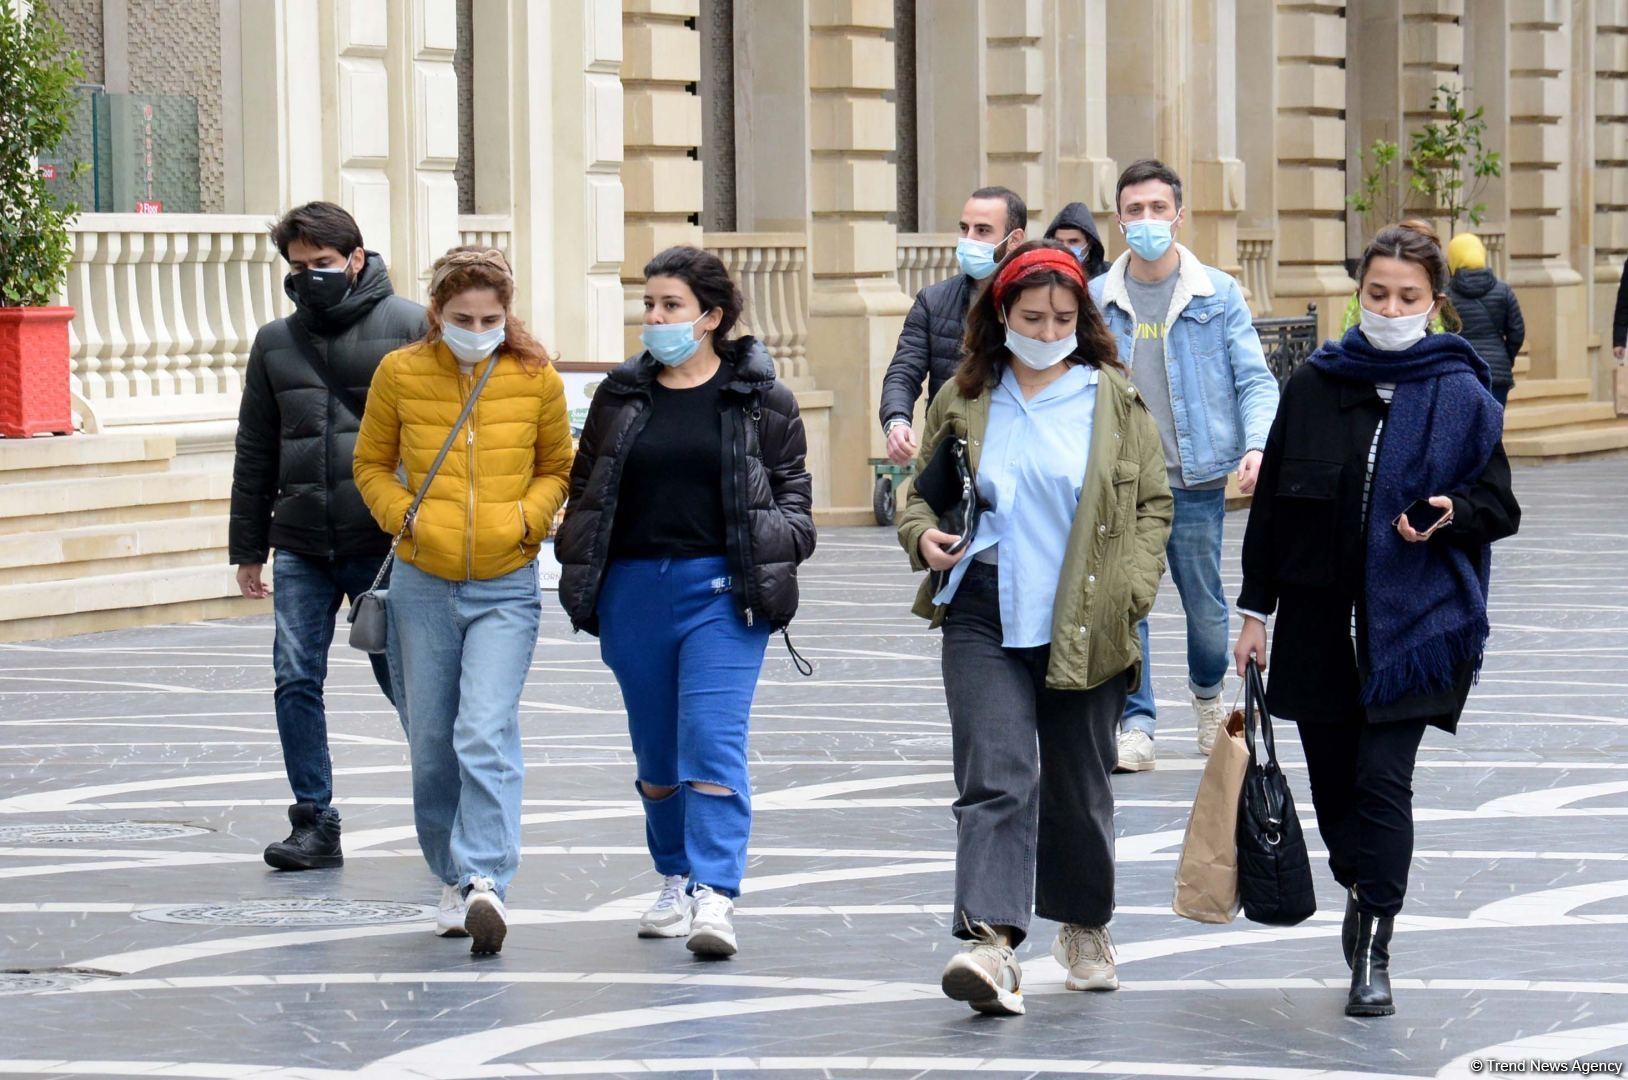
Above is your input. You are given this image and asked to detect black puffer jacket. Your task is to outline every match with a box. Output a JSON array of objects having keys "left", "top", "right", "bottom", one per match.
[
  {"left": 229, "top": 253, "right": 427, "bottom": 564},
  {"left": 1044, "top": 200, "right": 1109, "bottom": 280},
  {"left": 878, "top": 273, "right": 978, "bottom": 429},
  {"left": 556, "top": 338, "right": 816, "bottom": 634},
  {"left": 1448, "top": 268, "right": 1524, "bottom": 389}
]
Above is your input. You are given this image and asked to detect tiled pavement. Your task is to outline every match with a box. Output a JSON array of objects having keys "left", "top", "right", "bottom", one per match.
[{"left": 2, "top": 459, "right": 1627, "bottom": 1079}]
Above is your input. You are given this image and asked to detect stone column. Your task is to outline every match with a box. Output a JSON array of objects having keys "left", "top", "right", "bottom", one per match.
[
  {"left": 734, "top": 4, "right": 811, "bottom": 233},
  {"left": 1465, "top": 0, "right": 1511, "bottom": 230},
  {"left": 1506, "top": 0, "right": 1587, "bottom": 381},
  {"left": 805, "top": 0, "right": 911, "bottom": 517},
  {"left": 985, "top": 0, "right": 1045, "bottom": 224},
  {"left": 1594, "top": 0, "right": 1628, "bottom": 372},
  {"left": 1274, "top": 3, "right": 1354, "bottom": 335},
  {"left": 239, "top": 0, "right": 336, "bottom": 214},
  {"left": 916, "top": 0, "right": 985, "bottom": 230},
  {"left": 1048, "top": 0, "right": 1117, "bottom": 240},
  {"left": 621, "top": 0, "right": 704, "bottom": 355},
  {"left": 1235, "top": 0, "right": 1278, "bottom": 308},
  {"left": 1184, "top": 0, "right": 1244, "bottom": 278},
  {"left": 383, "top": 1, "right": 461, "bottom": 298}
]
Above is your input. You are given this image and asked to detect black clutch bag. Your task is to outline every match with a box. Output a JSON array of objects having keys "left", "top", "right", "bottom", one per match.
[{"left": 914, "top": 434, "right": 981, "bottom": 555}]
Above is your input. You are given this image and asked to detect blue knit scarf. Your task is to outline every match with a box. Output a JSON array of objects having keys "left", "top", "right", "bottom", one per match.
[{"left": 1309, "top": 328, "right": 1504, "bottom": 707}]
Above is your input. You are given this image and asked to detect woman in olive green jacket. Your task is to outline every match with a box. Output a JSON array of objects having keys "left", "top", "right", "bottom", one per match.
[{"left": 897, "top": 240, "right": 1172, "bottom": 1018}]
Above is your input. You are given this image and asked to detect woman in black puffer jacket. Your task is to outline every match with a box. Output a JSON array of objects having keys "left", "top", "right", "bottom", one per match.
[
  {"left": 555, "top": 245, "right": 815, "bottom": 959},
  {"left": 1446, "top": 232, "right": 1524, "bottom": 406}
]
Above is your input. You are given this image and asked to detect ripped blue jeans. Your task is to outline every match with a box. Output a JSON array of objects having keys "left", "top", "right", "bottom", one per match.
[{"left": 597, "top": 556, "right": 770, "bottom": 898}]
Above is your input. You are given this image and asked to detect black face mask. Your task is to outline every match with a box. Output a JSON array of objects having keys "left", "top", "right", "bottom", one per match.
[{"left": 284, "top": 264, "right": 356, "bottom": 314}]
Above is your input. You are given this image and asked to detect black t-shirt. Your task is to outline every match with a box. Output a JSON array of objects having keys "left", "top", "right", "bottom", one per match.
[{"left": 609, "top": 364, "right": 729, "bottom": 558}]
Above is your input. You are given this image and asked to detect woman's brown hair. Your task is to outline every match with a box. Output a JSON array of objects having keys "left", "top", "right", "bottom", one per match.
[
  {"left": 1357, "top": 223, "right": 1462, "bottom": 333},
  {"left": 423, "top": 246, "right": 555, "bottom": 372},
  {"left": 955, "top": 239, "right": 1123, "bottom": 397}
]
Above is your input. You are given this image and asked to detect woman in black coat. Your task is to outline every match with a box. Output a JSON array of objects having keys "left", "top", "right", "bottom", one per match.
[
  {"left": 1233, "top": 225, "right": 1520, "bottom": 1020},
  {"left": 554, "top": 246, "right": 815, "bottom": 960}
]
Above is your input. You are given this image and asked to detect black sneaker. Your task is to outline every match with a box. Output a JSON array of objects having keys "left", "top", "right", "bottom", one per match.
[{"left": 263, "top": 803, "right": 343, "bottom": 870}]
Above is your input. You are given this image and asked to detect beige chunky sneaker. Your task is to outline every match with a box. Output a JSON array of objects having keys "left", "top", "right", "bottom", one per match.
[
  {"left": 940, "top": 919, "right": 1024, "bottom": 1016},
  {"left": 1115, "top": 729, "right": 1156, "bottom": 772},
  {"left": 1193, "top": 693, "right": 1228, "bottom": 756},
  {"left": 1052, "top": 923, "right": 1119, "bottom": 991}
]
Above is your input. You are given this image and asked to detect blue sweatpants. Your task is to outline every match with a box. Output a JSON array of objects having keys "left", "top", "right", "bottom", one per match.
[{"left": 597, "top": 556, "right": 771, "bottom": 898}]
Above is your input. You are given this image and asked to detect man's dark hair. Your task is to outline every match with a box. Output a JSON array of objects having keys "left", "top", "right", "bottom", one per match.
[
  {"left": 969, "top": 185, "right": 1027, "bottom": 235},
  {"left": 1115, "top": 159, "right": 1184, "bottom": 212},
  {"left": 269, "top": 201, "right": 365, "bottom": 260}
]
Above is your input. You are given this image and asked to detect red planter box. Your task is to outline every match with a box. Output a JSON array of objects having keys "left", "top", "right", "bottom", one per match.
[{"left": 0, "top": 306, "right": 75, "bottom": 438}]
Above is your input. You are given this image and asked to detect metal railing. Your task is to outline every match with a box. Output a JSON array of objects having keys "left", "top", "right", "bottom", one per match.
[{"left": 1253, "top": 303, "right": 1320, "bottom": 386}]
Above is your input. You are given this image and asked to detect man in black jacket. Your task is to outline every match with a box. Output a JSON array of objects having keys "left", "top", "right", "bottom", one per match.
[
  {"left": 879, "top": 187, "right": 1026, "bottom": 465},
  {"left": 230, "top": 202, "right": 426, "bottom": 871},
  {"left": 1044, "top": 200, "right": 1109, "bottom": 281}
]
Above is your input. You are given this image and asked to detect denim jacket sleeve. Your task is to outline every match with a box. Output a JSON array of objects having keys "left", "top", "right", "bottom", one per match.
[{"left": 1222, "top": 278, "right": 1280, "bottom": 452}]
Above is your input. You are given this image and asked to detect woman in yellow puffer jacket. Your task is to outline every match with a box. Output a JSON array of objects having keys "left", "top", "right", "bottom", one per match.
[{"left": 354, "top": 246, "right": 573, "bottom": 956}]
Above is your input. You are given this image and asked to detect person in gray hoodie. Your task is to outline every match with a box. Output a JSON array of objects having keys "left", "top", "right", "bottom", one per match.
[{"left": 1044, "top": 201, "right": 1109, "bottom": 281}]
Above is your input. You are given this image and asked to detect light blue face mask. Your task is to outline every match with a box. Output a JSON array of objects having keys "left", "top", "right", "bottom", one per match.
[
  {"left": 640, "top": 312, "right": 709, "bottom": 367},
  {"left": 441, "top": 322, "right": 506, "bottom": 364},
  {"left": 1066, "top": 243, "right": 1087, "bottom": 262},
  {"left": 1121, "top": 218, "right": 1176, "bottom": 262},
  {"left": 955, "top": 231, "right": 1014, "bottom": 281}
]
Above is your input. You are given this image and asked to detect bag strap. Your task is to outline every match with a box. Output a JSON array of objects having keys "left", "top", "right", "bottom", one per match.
[
  {"left": 362, "top": 353, "right": 501, "bottom": 593},
  {"left": 287, "top": 314, "right": 371, "bottom": 422},
  {"left": 1242, "top": 658, "right": 1281, "bottom": 769}
]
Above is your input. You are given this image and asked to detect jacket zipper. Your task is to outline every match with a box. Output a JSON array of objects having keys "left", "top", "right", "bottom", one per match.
[
  {"left": 580, "top": 398, "right": 651, "bottom": 623},
  {"left": 464, "top": 371, "right": 477, "bottom": 581},
  {"left": 731, "top": 402, "right": 757, "bottom": 626}
]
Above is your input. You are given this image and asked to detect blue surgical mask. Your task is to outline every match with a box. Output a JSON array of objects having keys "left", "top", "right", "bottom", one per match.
[
  {"left": 1122, "top": 218, "right": 1175, "bottom": 262},
  {"left": 1067, "top": 243, "right": 1087, "bottom": 263},
  {"left": 641, "top": 313, "right": 708, "bottom": 367},
  {"left": 955, "top": 231, "right": 1013, "bottom": 280},
  {"left": 442, "top": 322, "right": 506, "bottom": 364}
]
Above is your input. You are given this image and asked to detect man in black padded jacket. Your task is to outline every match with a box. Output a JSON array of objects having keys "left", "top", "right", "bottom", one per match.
[{"left": 229, "top": 202, "right": 425, "bottom": 872}]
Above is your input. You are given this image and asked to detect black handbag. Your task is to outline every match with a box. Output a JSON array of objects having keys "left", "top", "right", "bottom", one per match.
[
  {"left": 912, "top": 433, "right": 981, "bottom": 592},
  {"left": 346, "top": 354, "right": 500, "bottom": 654},
  {"left": 1236, "top": 659, "right": 1318, "bottom": 926}
]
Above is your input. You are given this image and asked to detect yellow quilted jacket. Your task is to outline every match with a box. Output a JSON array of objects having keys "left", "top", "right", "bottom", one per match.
[{"left": 353, "top": 339, "right": 574, "bottom": 582}]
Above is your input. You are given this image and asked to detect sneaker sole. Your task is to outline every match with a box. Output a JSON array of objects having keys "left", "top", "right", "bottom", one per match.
[
  {"left": 638, "top": 916, "right": 693, "bottom": 939},
  {"left": 1113, "top": 759, "right": 1155, "bottom": 773},
  {"left": 263, "top": 849, "right": 343, "bottom": 871},
  {"left": 941, "top": 960, "right": 1024, "bottom": 1016},
  {"left": 685, "top": 926, "right": 737, "bottom": 957},
  {"left": 1050, "top": 941, "right": 1119, "bottom": 991},
  {"left": 435, "top": 923, "right": 469, "bottom": 938},
  {"left": 465, "top": 900, "right": 507, "bottom": 955}
]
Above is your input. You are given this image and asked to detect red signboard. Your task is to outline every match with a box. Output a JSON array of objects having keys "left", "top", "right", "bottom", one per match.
[
  {"left": 39, "top": 164, "right": 58, "bottom": 180},
  {"left": 135, "top": 200, "right": 163, "bottom": 214}
]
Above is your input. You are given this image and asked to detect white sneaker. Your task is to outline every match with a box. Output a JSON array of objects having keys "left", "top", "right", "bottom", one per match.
[
  {"left": 463, "top": 877, "right": 507, "bottom": 955},
  {"left": 435, "top": 884, "right": 468, "bottom": 938},
  {"left": 1115, "top": 729, "right": 1156, "bottom": 773},
  {"left": 941, "top": 919, "right": 1024, "bottom": 1016},
  {"left": 1193, "top": 693, "right": 1228, "bottom": 756},
  {"left": 1051, "top": 923, "right": 1119, "bottom": 991},
  {"left": 638, "top": 874, "right": 694, "bottom": 939},
  {"left": 685, "top": 884, "right": 737, "bottom": 957}
]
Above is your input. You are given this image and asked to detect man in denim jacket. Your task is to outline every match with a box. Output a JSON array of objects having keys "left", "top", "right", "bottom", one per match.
[{"left": 1089, "top": 160, "right": 1279, "bottom": 772}]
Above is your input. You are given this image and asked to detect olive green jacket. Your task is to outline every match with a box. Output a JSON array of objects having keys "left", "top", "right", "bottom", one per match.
[{"left": 897, "top": 365, "right": 1174, "bottom": 692}]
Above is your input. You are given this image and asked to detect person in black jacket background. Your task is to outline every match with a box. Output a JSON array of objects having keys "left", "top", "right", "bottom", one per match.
[
  {"left": 1043, "top": 200, "right": 1109, "bottom": 280},
  {"left": 1446, "top": 232, "right": 1524, "bottom": 406},
  {"left": 229, "top": 202, "right": 426, "bottom": 871},
  {"left": 555, "top": 246, "right": 815, "bottom": 959},
  {"left": 879, "top": 186, "right": 1027, "bottom": 465}
]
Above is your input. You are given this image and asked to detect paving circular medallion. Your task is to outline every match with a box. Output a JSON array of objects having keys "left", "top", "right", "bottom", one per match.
[
  {"left": 135, "top": 898, "right": 432, "bottom": 927},
  {"left": 0, "top": 822, "right": 211, "bottom": 845},
  {"left": 0, "top": 968, "right": 118, "bottom": 995}
]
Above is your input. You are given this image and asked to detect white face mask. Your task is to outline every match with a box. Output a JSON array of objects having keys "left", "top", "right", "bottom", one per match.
[
  {"left": 1004, "top": 326, "right": 1077, "bottom": 371},
  {"left": 442, "top": 322, "right": 507, "bottom": 363},
  {"left": 1358, "top": 305, "right": 1431, "bottom": 351}
]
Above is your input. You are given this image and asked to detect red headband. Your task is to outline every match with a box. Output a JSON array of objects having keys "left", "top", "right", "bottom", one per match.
[{"left": 992, "top": 249, "right": 1086, "bottom": 307}]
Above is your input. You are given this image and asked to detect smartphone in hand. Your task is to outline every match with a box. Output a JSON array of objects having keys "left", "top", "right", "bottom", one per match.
[{"left": 1394, "top": 497, "right": 1451, "bottom": 537}]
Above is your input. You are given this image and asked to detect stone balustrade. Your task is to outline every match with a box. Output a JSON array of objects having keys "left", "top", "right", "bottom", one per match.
[
  {"left": 457, "top": 214, "right": 514, "bottom": 257},
  {"left": 1479, "top": 226, "right": 1507, "bottom": 279},
  {"left": 1238, "top": 228, "right": 1275, "bottom": 315},
  {"left": 896, "top": 233, "right": 958, "bottom": 299},
  {"left": 704, "top": 232, "right": 810, "bottom": 382},
  {"left": 59, "top": 214, "right": 291, "bottom": 426}
]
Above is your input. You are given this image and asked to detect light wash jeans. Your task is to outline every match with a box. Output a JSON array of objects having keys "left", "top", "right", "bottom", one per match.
[
  {"left": 386, "top": 559, "right": 540, "bottom": 899},
  {"left": 1123, "top": 485, "right": 1230, "bottom": 737}
]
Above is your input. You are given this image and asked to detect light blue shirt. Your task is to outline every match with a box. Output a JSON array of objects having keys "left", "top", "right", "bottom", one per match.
[{"left": 933, "top": 362, "right": 1099, "bottom": 647}]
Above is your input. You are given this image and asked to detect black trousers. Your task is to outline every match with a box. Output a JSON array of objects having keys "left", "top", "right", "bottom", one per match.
[
  {"left": 1296, "top": 718, "right": 1428, "bottom": 918},
  {"left": 940, "top": 562, "right": 1125, "bottom": 945}
]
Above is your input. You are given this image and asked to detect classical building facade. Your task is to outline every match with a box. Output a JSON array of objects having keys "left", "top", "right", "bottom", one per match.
[{"left": 3, "top": 0, "right": 1625, "bottom": 641}]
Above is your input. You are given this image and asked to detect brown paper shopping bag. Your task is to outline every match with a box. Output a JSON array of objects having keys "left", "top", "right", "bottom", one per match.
[{"left": 1171, "top": 708, "right": 1250, "bottom": 923}]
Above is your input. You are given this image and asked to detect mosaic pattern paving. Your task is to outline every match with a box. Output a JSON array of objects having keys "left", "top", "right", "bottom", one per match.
[{"left": 2, "top": 459, "right": 1627, "bottom": 1078}]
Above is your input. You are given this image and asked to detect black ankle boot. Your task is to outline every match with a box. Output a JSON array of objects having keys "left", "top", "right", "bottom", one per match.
[
  {"left": 1341, "top": 887, "right": 1359, "bottom": 970},
  {"left": 263, "top": 803, "right": 343, "bottom": 870},
  {"left": 1346, "top": 913, "right": 1395, "bottom": 1017}
]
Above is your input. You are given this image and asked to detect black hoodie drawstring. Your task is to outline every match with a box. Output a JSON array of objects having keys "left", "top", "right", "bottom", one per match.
[{"left": 782, "top": 628, "right": 813, "bottom": 678}]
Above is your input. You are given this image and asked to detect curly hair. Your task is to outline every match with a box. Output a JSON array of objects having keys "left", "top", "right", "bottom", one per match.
[
  {"left": 423, "top": 246, "right": 555, "bottom": 372},
  {"left": 954, "top": 239, "right": 1124, "bottom": 397}
]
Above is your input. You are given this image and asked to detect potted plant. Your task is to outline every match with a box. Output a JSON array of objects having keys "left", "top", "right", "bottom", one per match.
[{"left": 0, "top": 6, "right": 84, "bottom": 438}]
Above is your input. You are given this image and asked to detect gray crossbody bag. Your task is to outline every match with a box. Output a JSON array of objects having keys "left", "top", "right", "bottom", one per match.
[{"left": 347, "top": 357, "right": 499, "bottom": 653}]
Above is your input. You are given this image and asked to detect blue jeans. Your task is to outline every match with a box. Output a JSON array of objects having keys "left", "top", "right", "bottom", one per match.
[
  {"left": 386, "top": 559, "right": 540, "bottom": 899},
  {"left": 597, "top": 556, "right": 771, "bottom": 899},
  {"left": 271, "top": 548, "right": 394, "bottom": 814},
  {"left": 1123, "top": 485, "right": 1230, "bottom": 737}
]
